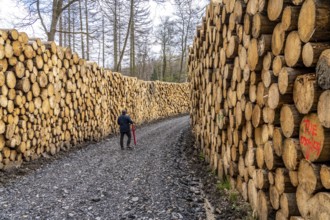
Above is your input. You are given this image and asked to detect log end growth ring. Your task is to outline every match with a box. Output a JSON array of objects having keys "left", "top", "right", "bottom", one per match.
[
  {"left": 318, "top": 90, "right": 330, "bottom": 128},
  {"left": 272, "top": 24, "right": 285, "bottom": 56},
  {"left": 293, "top": 74, "right": 315, "bottom": 114},
  {"left": 284, "top": 31, "right": 301, "bottom": 67},
  {"left": 267, "top": 0, "right": 284, "bottom": 21},
  {"left": 298, "top": 0, "right": 316, "bottom": 43},
  {"left": 280, "top": 105, "right": 295, "bottom": 138}
]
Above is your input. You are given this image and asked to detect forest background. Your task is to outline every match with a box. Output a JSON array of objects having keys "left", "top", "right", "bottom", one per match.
[{"left": 0, "top": 0, "right": 208, "bottom": 82}]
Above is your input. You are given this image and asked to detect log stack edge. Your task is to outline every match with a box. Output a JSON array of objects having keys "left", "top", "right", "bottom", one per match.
[
  {"left": 189, "top": 0, "right": 330, "bottom": 219},
  {"left": 0, "top": 29, "right": 189, "bottom": 169}
]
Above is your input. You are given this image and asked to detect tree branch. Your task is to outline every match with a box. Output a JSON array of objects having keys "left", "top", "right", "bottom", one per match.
[
  {"left": 56, "top": 30, "right": 96, "bottom": 35},
  {"left": 61, "top": 0, "right": 79, "bottom": 13},
  {"left": 37, "top": 0, "right": 48, "bottom": 34},
  {"left": 116, "top": 14, "right": 132, "bottom": 71}
]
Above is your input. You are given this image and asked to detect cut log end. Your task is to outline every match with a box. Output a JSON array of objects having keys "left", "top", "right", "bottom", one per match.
[
  {"left": 316, "top": 49, "right": 330, "bottom": 90},
  {"left": 284, "top": 31, "right": 301, "bottom": 67},
  {"left": 298, "top": 0, "right": 315, "bottom": 43},
  {"left": 299, "top": 114, "right": 330, "bottom": 162}
]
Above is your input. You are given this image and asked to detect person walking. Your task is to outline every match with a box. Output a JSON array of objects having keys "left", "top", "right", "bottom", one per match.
[{"left": 117, "top": 110, "right": 134, "bottom": 150}]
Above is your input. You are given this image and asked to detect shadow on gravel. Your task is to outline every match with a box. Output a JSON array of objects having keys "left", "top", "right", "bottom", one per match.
[{"left": 181, "top": 128, "right": 255, "bottom": 220}]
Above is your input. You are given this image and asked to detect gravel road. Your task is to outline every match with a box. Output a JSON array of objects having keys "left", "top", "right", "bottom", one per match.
[{"left": 0, "top": 116, "right": 209, "bottom": 220}]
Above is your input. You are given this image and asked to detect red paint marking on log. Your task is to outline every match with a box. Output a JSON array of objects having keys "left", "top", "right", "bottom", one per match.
[
  {"left": 302, "top": 119, "right": 317, "bottom": 137},
  {"left": 300, "top": 135, "right": 322, "bottom": 160}
]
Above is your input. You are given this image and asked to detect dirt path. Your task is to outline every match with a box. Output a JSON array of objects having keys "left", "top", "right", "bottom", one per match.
[
  {"left": 0, "top": 116, "right": 253, "bottom": 220},
  {"left": 0, "top": 116, "right": 208, "bottom": 220}
]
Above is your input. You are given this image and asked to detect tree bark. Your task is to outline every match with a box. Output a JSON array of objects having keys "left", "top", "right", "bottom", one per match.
[
  {"left": 85, "top": 0, "right": 89, "bottom": 60},
  {"left": 116, "top": 6, "right": 132, "bottom": 72},
  {"left": 68, "top": 3, "right": 71, "bottom": 48},
  {"left": 59, "top": 14, "right": 63, "bottom": 46},
  {"left": 113, "top": 0, "right": 118, "bottom": 70},
  {"left": 316, "top": 49, "right": 330, "bottom": 89}
]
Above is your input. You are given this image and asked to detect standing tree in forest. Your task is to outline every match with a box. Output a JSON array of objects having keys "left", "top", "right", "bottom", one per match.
[
  {"left": 11, "top": 0, "right": 206, "bottom": 82},
  {"left": 174, "top": 0, "right": 201, "bottom": 82},
  {"left": 155, "top": 17, "right": 176, "bottom": 81},
  {"left": 17, "top": 0, "right": 79, "bottom": 41}
]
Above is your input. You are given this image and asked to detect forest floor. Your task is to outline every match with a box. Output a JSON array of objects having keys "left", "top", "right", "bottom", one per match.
[{"left": 0, "top": 115, "right": 253, "bottom": 220}]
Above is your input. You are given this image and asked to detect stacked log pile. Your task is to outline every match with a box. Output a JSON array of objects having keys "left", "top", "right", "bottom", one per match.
[
  {"left": 0, "top": 29, "right": 189, "bottom": 168},
  {"left": 189, "top": 0, "right": 330, "bottom": 219}
]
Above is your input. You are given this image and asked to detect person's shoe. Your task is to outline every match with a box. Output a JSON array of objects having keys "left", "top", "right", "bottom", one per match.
[
  {"left": 121, "top": 146, "right": 124, "bottom": 150},
  {"left": 127, "top": 146, "right": 133, "bottom": 150}
]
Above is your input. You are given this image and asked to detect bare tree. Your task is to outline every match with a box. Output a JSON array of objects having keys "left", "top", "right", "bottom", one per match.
[
  {"left": 130, "top": 0, "right": 135, "bottom": 76},
  {"left": 132, "top": 0, "right": 152, "bottom": 78},
  {"left": 78, "top": 0, "right": 85, "bottom": 58},
  {"left": 113, "top": 0, "right": 119, "bottom": 68},
  {"left": 155, "top": 17, "right": 176, "bottom": 81},
  {"left": 174, "top": 0, "right": 202, "bottom": 81},
  {"left": 85, "top": 0, "right": 90, "bottom": 59},
  {"left": 17, "top": 0, "right": 79, "bottom": 41},
  {"left": 59, "top": 13, "right": 63, "bottom": 46}
]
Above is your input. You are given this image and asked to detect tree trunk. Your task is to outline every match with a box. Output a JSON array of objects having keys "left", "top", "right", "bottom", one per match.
[
  {"left": 68, "top": 4, "right": 71, "bottom": 48},
  {"left": 113, "top": 0, "right": 118, "bottom": 70},
  {"left": 72, "top": 12, "right": 75, "bottom": 52},
  {"left": 162, "top": 42, "right": 166, "bottom": 81},
  {"left": 116, "top": 7, "right": 132, "bottom": 72},
  {"left": 48, "top": 1, "right": 64, "bottom": 41},
  {"left": 59, "top": 14, "right": 63, "bottom": 46},
  {"left": 102, "top": 15, "right": 105, "bottom": 67},
  {"left": 79, "top": 0, "right": 85, "bottom": 59},
  {"left": 129, "top": 0, "right": 135, "bottom": 76},
  {"left": 85, "top": 0, "right": 89, "bottom": 60}
]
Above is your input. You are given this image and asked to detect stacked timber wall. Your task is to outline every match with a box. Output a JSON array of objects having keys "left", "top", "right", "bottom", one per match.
[
  {"left": 0, "top": 29, "right": 189, "bottom": 168},
  {"left": 189, "top": 0, "right": 330, "bottom": 219}
]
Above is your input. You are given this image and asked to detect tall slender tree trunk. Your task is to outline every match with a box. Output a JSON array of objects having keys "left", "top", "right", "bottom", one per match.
[
  {"left": 79, "top": 0, "right": 85, "bottom": 59},
  {"left": 117, "top": 1, "right": 122, "bottom": 71},
  {"left": 37, "top": 0, "right": 79, "bottom": 41},
  {"left": 181, "top": 33, "right": 188, "bottom": 81},
  {"left": 68, "top": 4, "right": 71, "bottom": 48},
  {"left": 116, "top": 9, "right": 132, "bottom": 72},
  {"left": 102, "top": 15, "right": 105, "bottom": 68},
  {"left": 179, "top": 28, "right": 185, "bottom": 82},
  {"left": 48, "top": 0, "right": 64, "bottom": 41},
  {"left": 59, "top": 14, "right": 63, "bottom": 46},
  {"left": 170, "top": 55, "right": 173, "bottom": 81},
  {"left": 157, "top": 61, "right": 161, "bottom": 80},
  {"left": 85, "top": 0, "right": 89, "bottom": 59},
  {"left": 72, "top": 14, "right": 75, "bottom": 52},
  {"left": 64, "top": 15, "right": 67, "bottom": 46},
  {"left": 130, "top": 0, "right": 135, "bottom": 77},
  {"left": 181, "top": 19, "right": 191, "bottom": 82},
  {"left": 113, "top": 0, "right": 118, "bottom": 70},
  {"left": 162, "top": 43, "right": 166, "bottom": 81},
  {"left": 142, "top": 53, "right": 146, "bottom": 80},
  {"left": 98, "top": 41, "right": 101, "bottom": 65}
]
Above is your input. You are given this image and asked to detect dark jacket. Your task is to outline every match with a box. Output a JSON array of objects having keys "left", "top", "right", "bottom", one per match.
[{"left": 117, "top": 114, "right": 133, "bottom": 133}]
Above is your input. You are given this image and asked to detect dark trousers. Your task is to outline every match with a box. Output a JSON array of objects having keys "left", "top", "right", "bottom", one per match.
[{"left": 120, "top": 131, "right": 131, "bottom": 148}]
